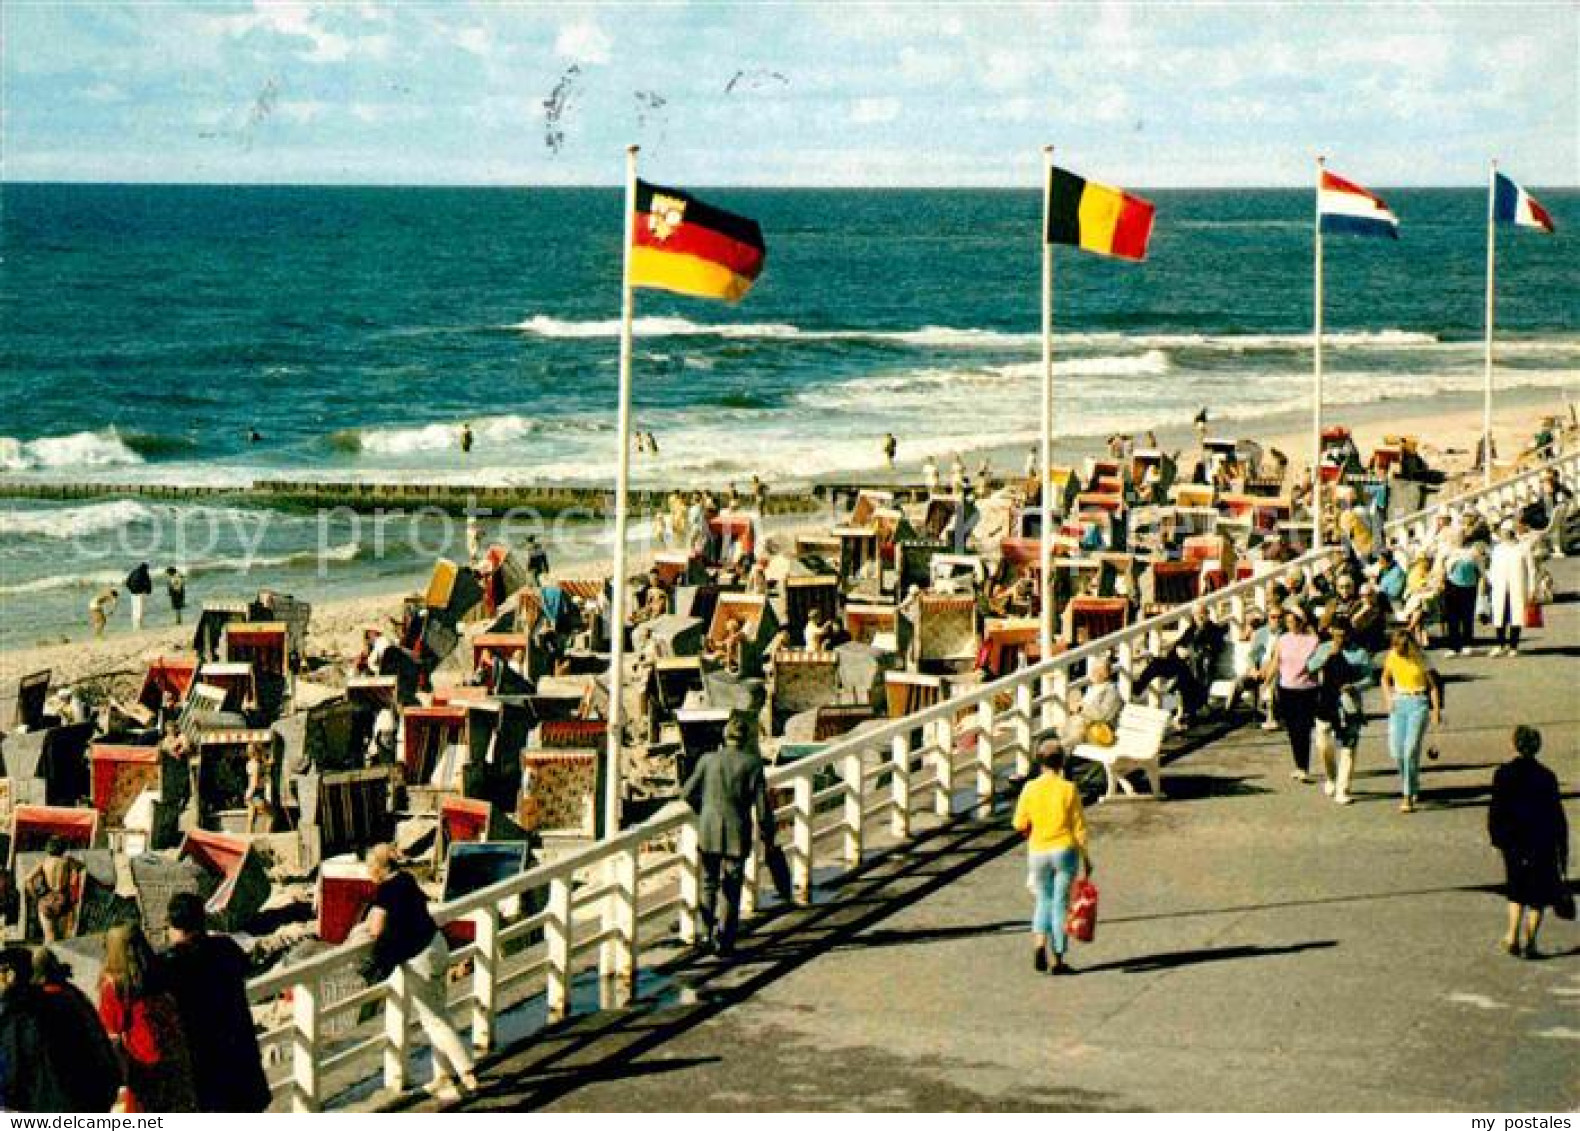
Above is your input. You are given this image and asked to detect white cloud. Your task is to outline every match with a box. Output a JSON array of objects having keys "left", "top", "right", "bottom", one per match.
[
  {"left": 981, "top": 49, "right": 1039, "bottom": 92},
  {"left": 81, "top": 82, "right": 125, "bottom": 103},
  {"left": 897, "top": 46, "right": 959, "bottom": 84},
  {"left": 278, "top": 99, "right": 328, "bottom": 123},
  {"left": 984, "top": 97, "right": 1036, "bottom": 123},
  {"left": 452, "top": 27, "right": 492, "bottom": 57},
  {"left": 849, "top": 97, "right": 900, "bottom": 124},
  {"left": 555, "top": 21, "right": 611, "bottom": 65}
]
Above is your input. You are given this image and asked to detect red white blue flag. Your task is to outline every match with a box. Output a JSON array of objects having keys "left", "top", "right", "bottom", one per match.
[
  {"left": 1318, "top": 170, "right": 1399, "bottom": 239},
  {"left": 1493, "top": 172, "right": 1556, "bottom": 234}
]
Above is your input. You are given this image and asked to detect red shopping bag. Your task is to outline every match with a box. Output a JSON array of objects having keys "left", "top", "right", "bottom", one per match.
[
  {"left": 1065, "top": 877, "right": 1100, "bottom": 943},
  {"left": 1524, "top": 600, "right": 1544, "bottom": 629}
]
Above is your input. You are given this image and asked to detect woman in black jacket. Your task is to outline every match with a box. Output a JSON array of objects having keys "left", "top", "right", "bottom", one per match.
[{"left": 1488, "top": 726, "right": 1570, "bottom": 958}]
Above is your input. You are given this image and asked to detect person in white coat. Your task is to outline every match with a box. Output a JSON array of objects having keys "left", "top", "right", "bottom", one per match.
[{"left": 1486, "top": 520, "right": 1537, "bottom": 656}]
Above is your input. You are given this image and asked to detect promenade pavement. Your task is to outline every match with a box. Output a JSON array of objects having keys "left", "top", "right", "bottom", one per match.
[{"left": 422, "top": 559, "right": 1578, "bottom": 1113}]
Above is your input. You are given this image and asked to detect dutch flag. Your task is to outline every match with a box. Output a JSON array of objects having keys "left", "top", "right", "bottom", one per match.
[
  {"left": 1318, "top": 170, "right": 1399, "bottom": 239},
  {"left": 1493, "top": 172, "right": 1556, "bottom": 234}
]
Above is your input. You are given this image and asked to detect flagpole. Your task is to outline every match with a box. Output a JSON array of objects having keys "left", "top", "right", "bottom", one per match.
[
  {"left": 1482, "top": 158, "right": 1498, "bottom": 488},
  {"left": 604, "top": 144, "right": 639, "bottom": 839},
  {"left": 1039, "top": 144, "right": 1056, "bottom": 664},
  {"left": 1311, "top": 156, "right": 1326, "bottom": 553}
]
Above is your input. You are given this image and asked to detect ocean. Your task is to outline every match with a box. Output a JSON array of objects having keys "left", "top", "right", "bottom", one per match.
[{"left": 1, "top": 183, "right": 1575, "bottom": 645}]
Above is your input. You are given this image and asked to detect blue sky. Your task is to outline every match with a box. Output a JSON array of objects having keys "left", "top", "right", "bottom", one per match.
[{"left": 4, "top": 2, "right": 1575, "bottom": 187}]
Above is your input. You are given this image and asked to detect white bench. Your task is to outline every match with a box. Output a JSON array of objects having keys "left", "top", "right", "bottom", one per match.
[{"left": 1070, "top": 702, "right": 1172, "bottom": 801}]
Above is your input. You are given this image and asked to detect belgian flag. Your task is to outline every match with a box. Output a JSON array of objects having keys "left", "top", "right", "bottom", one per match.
[
  {"left": 630, "top": 180, "right": 766, "bottom": 303},
  {"left": 1044, "top": 166, "right": 1155, "bottom": 262}
]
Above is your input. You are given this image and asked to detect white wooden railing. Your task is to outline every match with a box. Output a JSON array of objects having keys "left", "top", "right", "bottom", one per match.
[
  {"left": 1383, "top": 451, "right": 1579, "bottom": 546},
  {"left": 253, "top": 451, "right": 1580, "bottom": 1111}
]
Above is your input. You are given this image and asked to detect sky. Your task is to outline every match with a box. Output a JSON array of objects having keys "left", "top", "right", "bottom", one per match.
[{"left": 3, "top": 1, "right": 1576, "bottom": 188}]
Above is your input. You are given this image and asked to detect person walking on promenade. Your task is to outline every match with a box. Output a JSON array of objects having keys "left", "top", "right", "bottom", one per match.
[
  {"left": 1263, "top": 605, "right": 1321, "bottom": 783},
  {"left": 98, "top": 922, "right": 197, "bottom": 1112},
  {"left": 125, "top": 562, "right": 153, "bottom": 630},
  {"left": 165, "top": 566, "right": 187, "bottom": 625},
  {"left": 163, "top": 893, "right": 270, "bottom": 1112},
  {"left": 1439, "top": 530, "right": 1484, "bottom": 656},
  {"left": 1488, "top": 726, "right": 1569, "bottom": 959},
  {"left": 681, "top": 715, "right": 774, "bottom": 957},
  {"left": 1486, "top": 520, "right": 1537, "bottom": 657},
  {"left": 1309, "top": 619, "right": 1370, "bottom": 806},
  {"left": 1379, "top": 630, "right": 1441, "bottom": 814},
  {"left": 363, "top": 844, "right": 478, "bottom": 1101},
  {"left": 1013, "top": 741, "right": 1092, "bottom": 976}
]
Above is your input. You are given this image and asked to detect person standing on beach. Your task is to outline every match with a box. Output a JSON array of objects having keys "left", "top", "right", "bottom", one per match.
[
  {"left": 922, "top": 455, "right": 940, "bottom": 494},
  {"left": 126, "top": 562, "right": 153, "bottom": 630},
  {"left": 882, "top": 432, "right": 898, "bottom": 468},
  {"left": 1024, "top": 446, "right": 1038, "bottom": 481},
  {"left": 165, "top": 567, "right": 187, "bottom": 625},
  {"left": 459, "top": 423, "right": 473, "bottom": 454},
  {"left": 88, "top": 586, "right": 118, "bottom": 638}
]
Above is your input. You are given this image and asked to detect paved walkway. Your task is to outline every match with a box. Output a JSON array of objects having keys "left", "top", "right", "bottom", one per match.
[{"left": 423, "top": 561, "right": 1578, "bottom": 1113}]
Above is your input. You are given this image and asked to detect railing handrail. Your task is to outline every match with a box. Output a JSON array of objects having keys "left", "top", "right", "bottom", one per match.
[{"left": 1383, "top": 451, "right": 1577, "bottom": 537}]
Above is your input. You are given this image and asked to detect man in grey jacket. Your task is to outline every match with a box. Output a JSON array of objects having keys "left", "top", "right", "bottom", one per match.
[{"left": 681, "top": 715, "right": 774, "bottom": 956}]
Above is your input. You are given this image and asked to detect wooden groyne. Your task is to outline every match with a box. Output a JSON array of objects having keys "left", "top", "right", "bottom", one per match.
[{"left": 0, "top": 477, "right": 825, "bottom": 517}]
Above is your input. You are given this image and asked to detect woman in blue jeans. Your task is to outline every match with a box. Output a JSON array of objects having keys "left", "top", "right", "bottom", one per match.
[
  {"left": 1012, "top": 742, "right": 1092, "bottom": 974},
  {"left": 1379, "top": 631, "right": 1442, "bottom": 812}
]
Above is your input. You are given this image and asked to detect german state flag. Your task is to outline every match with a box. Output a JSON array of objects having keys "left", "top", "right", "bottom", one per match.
[
  {"left": 1044, "top": 166, "right": 1155, "bottom": 262},
  {"left": 630, "top": 180, "right": 766, "bottom": 302}
]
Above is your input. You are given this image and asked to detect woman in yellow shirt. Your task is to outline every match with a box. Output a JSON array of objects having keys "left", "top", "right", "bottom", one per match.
[
  {"left": 1013, "top": 741, "right": 1093, "bottom": 975},
  {"left": 1379, "top": 630, "right": 1442, "bottom": 813}
]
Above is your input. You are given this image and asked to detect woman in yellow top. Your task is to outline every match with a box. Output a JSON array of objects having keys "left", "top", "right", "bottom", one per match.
[
  {"left": 1379, "top": 630, "right": 1442, "bottom": 813},
  {"left": 1012, "top": 741, "right": 1093, "bottom": 975}
]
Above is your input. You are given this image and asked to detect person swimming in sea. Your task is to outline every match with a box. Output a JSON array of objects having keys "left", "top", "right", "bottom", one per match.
[{"left": 246, "top": 428, "right": 263, "bottom": 444}]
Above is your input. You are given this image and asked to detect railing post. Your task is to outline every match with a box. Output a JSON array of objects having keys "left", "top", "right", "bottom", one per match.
[
  {"left": 545, "top": 877, "right": 573, "bottom": 1022},
  {"left": 932, "top": 717, "right": 954, "bottom": 818},
  {"left": 1013, "top": 681, "right": 1034, "bottom": 776},
  {"left": 1144, "top": 627, "right": 1164, "bottom": 707},
  {"left": 975, "top": 699, "right": 996, "bottom": 816},
  {"left": 1049, "top": 667, "right": 1070, "bottom": 733},
  {"left": 382, "top": 964, "right": 412, "bottom": 1095},
  {"left": 470, "top": 907, "right": 499, "bottom": 1053},
  {"left": 890, "top": 734, "right": 911, "bottom": 839},
  {"left": 791, "top": 774, "right": 814, "bottom": 903},
  {"left": 290, "top": 974, "right": 322, "bottom": 1113},
  {"left": 1115, "top": 639, "right": 1135, "bottom": 701},
  {"left": 842, "top": 750, "right": 865, "bottom": 866},
  {"left": 611, "top": 847, "right": 639, "bottom": 989},
  {"left": 677, "top": 822, "right": 702, "bottom": 943}
]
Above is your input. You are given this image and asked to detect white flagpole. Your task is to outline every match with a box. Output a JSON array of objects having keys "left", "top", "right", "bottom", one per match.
[
  {"left": 1039, "top": 144, "right": 1056, "bottom": 662},
  {"left": 604, "top": 144, "right": 639, "bottom": 838},
  {"left": 1311, "top": 156, "right": 1326, "bottom": 553},
  {"left": 1482, "top": 158, "right": 1498, "bottom": 488}
]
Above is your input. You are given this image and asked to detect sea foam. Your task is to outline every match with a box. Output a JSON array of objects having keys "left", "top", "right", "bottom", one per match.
[{"left": 0, "top": 428, "right": 145, "bottom": 472}]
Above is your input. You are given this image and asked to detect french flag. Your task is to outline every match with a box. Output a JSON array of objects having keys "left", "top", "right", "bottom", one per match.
[
  {"left": 1318, "top": 170, "right": 1399, "bottom": 239},
  {"left": 1493, "top": 172, "right": 1556, "bottom": 234}
]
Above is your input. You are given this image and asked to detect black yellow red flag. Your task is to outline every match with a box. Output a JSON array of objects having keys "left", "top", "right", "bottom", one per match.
[{"left": 630, "top": 180, "right": 766, "bottom": 302}]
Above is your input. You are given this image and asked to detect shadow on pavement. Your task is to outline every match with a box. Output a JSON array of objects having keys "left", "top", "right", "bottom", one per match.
[
  {"left": 406, "top": 817, "right": 1025, "bottom": 1112},
  {"left": 1077, "top": 939, "right": 1338, "bottom": 975}
]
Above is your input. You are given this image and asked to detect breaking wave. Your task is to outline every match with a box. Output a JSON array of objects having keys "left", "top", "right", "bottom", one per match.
[{"left": 0, "top": 428, "right": 146, "bottom": 472}]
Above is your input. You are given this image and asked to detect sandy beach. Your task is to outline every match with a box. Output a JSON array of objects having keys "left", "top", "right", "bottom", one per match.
[{"left": 3, "top": 390, "right": 1569, "bottom": 714}]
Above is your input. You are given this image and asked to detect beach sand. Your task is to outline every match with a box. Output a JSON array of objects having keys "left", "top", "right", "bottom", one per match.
[{"left": 3, "top": 390, "right": 1568, "bottom": 711}]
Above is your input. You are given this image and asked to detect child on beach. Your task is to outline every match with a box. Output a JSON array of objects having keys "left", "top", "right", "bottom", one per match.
[{"left": 88, "top": 587, "right": 118, "bottom": 638}]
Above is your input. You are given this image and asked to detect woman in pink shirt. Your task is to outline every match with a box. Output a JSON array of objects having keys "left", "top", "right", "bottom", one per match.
[{"left": 1263, "top": 605, "right": 1321, "bottom": 783}]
